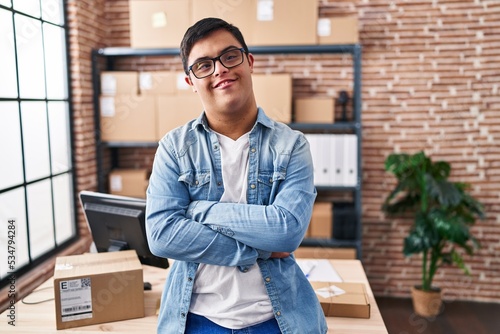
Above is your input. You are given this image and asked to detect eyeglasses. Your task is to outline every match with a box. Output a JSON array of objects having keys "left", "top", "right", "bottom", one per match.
[{"left": 188, "top": 48, "right": 247, "bottom": 79}]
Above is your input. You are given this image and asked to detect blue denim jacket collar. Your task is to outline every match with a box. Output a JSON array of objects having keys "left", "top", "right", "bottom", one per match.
[{"left": 190, "top": 107, "right": 276, "bottom": 133}]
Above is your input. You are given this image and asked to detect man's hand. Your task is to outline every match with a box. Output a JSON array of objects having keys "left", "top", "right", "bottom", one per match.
[{"left": 270, "top": 252, "right": 290, "bottom": 258}]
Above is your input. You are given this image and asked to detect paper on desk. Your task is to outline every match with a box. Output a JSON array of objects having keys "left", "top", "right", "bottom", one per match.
[{"left": 296, "top": 259, "right": 343, "bottom": 282}]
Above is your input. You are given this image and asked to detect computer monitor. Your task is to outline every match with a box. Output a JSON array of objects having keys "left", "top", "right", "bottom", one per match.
[{"left": 79, "top": 190, "right": 169, "bottom": 269}]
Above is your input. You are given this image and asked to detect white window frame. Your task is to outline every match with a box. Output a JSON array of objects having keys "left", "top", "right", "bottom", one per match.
[{"left": 0, "top": 0, "right": 78, "bottom": 289}]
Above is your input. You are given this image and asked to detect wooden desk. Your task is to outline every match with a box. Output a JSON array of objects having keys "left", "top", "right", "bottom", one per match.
[{"left": 0, "top": 260, "right": 387, "bottom": 333}]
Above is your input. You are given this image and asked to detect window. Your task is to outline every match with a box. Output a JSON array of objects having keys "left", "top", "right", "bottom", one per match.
[{"left": 0, "top": 0, "right": 77, "bottom": 288}]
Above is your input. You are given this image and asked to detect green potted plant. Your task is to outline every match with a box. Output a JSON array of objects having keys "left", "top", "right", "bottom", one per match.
[{"left": 381, "top": 151, "right": 485, "bottom": 317}]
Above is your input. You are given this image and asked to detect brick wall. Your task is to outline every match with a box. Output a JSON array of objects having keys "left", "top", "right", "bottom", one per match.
[
  {"left": 353, "top": 0, "right": 500, "bottom": 303},
  {"left": 68, "top": 0, "right": 499, "bottom": 303}
]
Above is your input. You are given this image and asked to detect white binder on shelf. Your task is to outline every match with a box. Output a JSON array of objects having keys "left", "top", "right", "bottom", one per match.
[
  {"left": 342, "top": 134, "right": 358, "bottom": 186},
  {"left": 317, "top": 134, "right": 333, "bottom": 186},
  {"left": 305, "top": 134, "right": 320, "bottom": 186},
  {"left": 330, "top": 134, "right": 344, "bottom": 186},
  {"left": 306, "top": 134, "right": 332, "bottom": 186},
  {"left": 306, "top": 134, "right": 357, "bottom": 187}
]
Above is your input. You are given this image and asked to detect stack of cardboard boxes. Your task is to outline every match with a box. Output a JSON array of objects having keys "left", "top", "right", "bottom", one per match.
[
  {"left": 100, "top": 70, "right": 203, "bottom": 199},
  {"left": 99, "top": 71, "right": 156, "bottom": 143},
  {"left": 102, "top": 0, "right": 359, "bottom": 200},
  {"left": 143, "top": 71, "right": 203, "bottom": 136},
  {"left": 128, "top": 0, "right": 358, "bottom": 48},
  {"left": 126, "top": 0, "right": 358, "bottom": 126},
  {"left": 99, "top": 70, "right": 202, "bottom": 143}
]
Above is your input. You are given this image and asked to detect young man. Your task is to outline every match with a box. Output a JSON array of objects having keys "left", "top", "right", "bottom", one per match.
[{"left": 146, "top": 18, "right": 327, "bottom": 333}]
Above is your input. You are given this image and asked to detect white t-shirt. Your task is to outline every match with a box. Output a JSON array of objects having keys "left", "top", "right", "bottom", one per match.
[{"left": 189, "top": 131, "right": 274, "bottom": 329}]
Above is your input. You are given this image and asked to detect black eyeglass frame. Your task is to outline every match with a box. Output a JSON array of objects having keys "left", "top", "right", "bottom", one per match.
[{"left": 188, "top": 48, "right": 248, "bottom": 79}]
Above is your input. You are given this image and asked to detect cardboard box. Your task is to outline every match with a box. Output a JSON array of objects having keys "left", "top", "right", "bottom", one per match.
[
  {"left": 139, "top": 71, "right": 176, "bottom": 95},
  {"left": 253, "top": 73, "right": 292, "bottom": 123},
  {"left": 53, "top": 250, "right": 144, "bottom": 330},
  {"left": 191, "top": 0, "right": 255, "bottom": 45},
  {"left": 309, "top": 202, "right": 333, "bottom": 238},
  {"left": 109, "top": 169, "right": 150, "bottom": 198},
  {"left": 101, "top": 71, "right": 138, "bottom": 96},
  {"left": 295, "top": 97, "right": 335, "bottom": 123},
  {"left": 191, "top": 1, "right": 318, "bottom": 46},
  {"left": 129, "top": 0, "right": 191, "bottom": 48},
  {"left": 157, "top": 94, "right": 203, "bottom": 139},
  {"left": 252, "top": 0, "right": 318, "bottom": 46},
  {"left": 99, "top": 94, "right": 156, "bottom": 142},
  {"left": 173, "top": 72, "right": 195, "bottom": 95},
  {"left": 317, "top": 16, "right": 359, "bottom": 45},
  {"left": 311, "top": 282, "right": 370, "bottom": 318},
  {"left": 294, "top": 247, "right": 357, "bottom": 260}
]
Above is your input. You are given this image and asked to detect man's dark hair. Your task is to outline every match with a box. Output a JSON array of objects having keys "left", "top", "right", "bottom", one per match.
[{"left": 180, "top": 17, "right": 249, "bottom": 75}]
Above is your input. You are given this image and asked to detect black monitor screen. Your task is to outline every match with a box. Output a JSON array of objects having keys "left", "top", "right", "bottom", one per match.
[{"left": 79, "top": 191, "right": 169, "bottom": 269}]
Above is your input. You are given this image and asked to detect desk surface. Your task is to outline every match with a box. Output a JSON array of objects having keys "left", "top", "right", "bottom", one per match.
[{"left": 0, "top": 259, "right": 387, "bottom": 333}]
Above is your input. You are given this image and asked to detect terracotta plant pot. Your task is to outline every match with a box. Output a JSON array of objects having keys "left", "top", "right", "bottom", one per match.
[{"left": 411, "top": 285, "right": 443, "bottom": 317}]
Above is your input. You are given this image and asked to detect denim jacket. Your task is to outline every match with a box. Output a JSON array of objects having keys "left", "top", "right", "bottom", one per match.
[{"left": 146, "top": 108, "right": 328, "bottom": 334}]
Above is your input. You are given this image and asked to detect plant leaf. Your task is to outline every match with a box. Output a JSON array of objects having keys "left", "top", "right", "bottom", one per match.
[
  {"left": 382, "top": 193, "right": 420, "bottom": 215},
  {"left": 451, "top": 249, "right": 471, "bottom": 276},
  {"left": 424, "top": 175, "right": 462, "bottom": 208},
  {"left": 430, "top": 160, "right": 451, "bottom": 180},
  {"left": 403, "top": 212, "right": 438, "bottom": 256},
  {"left": 441, "top": 252, "right": 453, "bottom": 265}
]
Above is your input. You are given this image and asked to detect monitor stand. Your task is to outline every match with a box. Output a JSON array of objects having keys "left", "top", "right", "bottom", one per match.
[
  {"left": 107, "top": 239, "right": 129, "bottom": 252},
  {"left": 107, "top": 240, "right": 152, "bottom": 291}
]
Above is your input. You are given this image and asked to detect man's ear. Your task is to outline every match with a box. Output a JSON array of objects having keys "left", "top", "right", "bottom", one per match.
[
  {"left": 247, "top": 53, "right": 255, "bottom": 72},
  {"left": 185, "top": 75, "right": 197, "bottom": 92},
  {"left": 184, "top": 75, "right": 196, "bottom": 92}
]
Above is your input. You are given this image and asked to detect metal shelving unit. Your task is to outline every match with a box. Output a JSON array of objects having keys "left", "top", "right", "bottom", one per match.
[{"left": 91, "top": 44, "right": 362, "bottom": 258}]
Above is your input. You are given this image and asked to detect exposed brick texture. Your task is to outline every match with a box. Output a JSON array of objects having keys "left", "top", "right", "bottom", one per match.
[
  {"left": 352, "top": 0, "right": 500, "bottom": 303},
  {"left": 67, "top": 0, "right": 499, "bottom": 303}
]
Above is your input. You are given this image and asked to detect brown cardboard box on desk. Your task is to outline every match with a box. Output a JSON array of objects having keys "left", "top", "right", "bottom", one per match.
[
  {"left": 311, "top": 281, "right": 370, "bottom": 319},
  {"left": 53, "top": 250, "right": 144, "bottom": 330}
]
